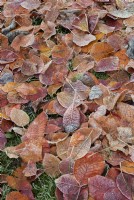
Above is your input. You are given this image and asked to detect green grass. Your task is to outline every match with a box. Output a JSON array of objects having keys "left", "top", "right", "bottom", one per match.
[
  {"left": 32, "top": 164, "right": 56, "bottom": 200},
  {"left": 32, "top": 17, "right": 42, "bottom": 26},
  {"left": 1, "top": 184, "right": 12, "bottom": 200},
  {"left": 92, "top": 70, "right": 109, "bottom": 80},
  {"left": 56, "top": 25, "right": 70, "bottom": 34}
]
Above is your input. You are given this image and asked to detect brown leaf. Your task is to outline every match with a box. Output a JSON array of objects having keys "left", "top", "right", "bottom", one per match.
[
  {"left": 90, "top": 42, "right": 114, "bottom": 61},
  {"left": 22, "top": 112, "right": 47, "bottom": 140},
  {"left": 6, "top": 191, "right": 29, "bottom": 200},
  {"left": 74, "top": 152, "right": 105, "bottom": 185},
  {"left": 10, "top": 108, "right": 30, "bottom": 127},
  {"left": 0, "top": 50, "right": 17, "bottom": 64},
  {"left": 52, "top": 43, "right": 72, "bottom": 64},
  {"left": 23, "top": 161, "right": 37, "bottom": 177},
  {"left": 67, "top": 128, "right": 93, "bottom": 160},
  {"left": 72, "top": 29, "right": 96, "bottom": 47},
  {"left": 120, "top": 161, "right": 134, "bottom": 175},
  {"left": 20, "top": 0, "right": 40, "bottom": 11},
  {"left": 43, "top": 153, "right": 60, "bottom": 177},
  {"left": 56, "top": 137, "right": 71, "bottom": 160},
  {"left": 11, "top": 33, "right": 35, "bottom": 51}
]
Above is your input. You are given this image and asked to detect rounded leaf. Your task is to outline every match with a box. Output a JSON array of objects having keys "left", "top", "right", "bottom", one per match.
[
  {"left": 43, "top": 153, "right": 60, "bottom": 178},
  {"left": 10, "top": 108, "right": 30, "bottom": 127},
  {"left": 74, "top": 152, "right": 105, "bottom": 185}
]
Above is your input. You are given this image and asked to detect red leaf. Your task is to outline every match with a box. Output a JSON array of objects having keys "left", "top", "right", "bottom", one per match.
[
  {"left": 95, "top": 56, "right": 119, "bottom": 72},
  {"left": 74, "top": 152, "right": 105, "bottom": 185},
  {"left": 55, "top": 174, "right": 80, "bottom": 196},
  {"left": 104, "top": 188, "right": 128, "bottom": 200},
  {"left": 0, "top": 50, "right": 17, "bottom": 64},
  {"left": 88, "top": 175, "right": 116, "bottom": 200},
  {"left": 116, "top": 173, "right": 134, "bottom": 200},
  {"left": 22, "top": 112, "right": 47, "bottom": 140}
]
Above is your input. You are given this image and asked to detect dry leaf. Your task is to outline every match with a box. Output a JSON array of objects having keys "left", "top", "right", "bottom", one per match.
[
  {"left": 10, "top": 108, "right": 30, "bottom": 127},
  {"left": 43, "top": 153, "right": 60, "bottom": 177},
  {"left": 63, "top": 105, "right": 80, "bottom": 133},
  {"left": 74, "top": 152, "right": 105, "bottom": 185},
  {"left": 90, "top": 42, "right": 114, "bottom": 61}
]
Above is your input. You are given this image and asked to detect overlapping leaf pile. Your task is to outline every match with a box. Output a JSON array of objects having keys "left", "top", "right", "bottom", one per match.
[{"left": 0, "top": 0, "right": 134, "bottom": 199}]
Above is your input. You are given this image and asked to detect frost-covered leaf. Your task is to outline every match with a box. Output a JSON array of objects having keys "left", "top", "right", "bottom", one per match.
[
  {"left": 63, "top": 105, "right": 80, "bottom": 133},
  {"left": 43, "top": 153, "right": 60, "bottom": 177},
  {"left": 55, "top": 174, "right": 80, "bottom": 196},
  {"left": 88, "top": 175, "right": 116, "bottom": 200},
  {"left": 116, "top": 173, "right": 134, "bottom": 200},
  {"left": 10, "top": 108, "right": 30, "bottom": 127},
  {"left": 89, "top": 85, "right": 103, "bottom": 100},
  {"left": 74, "top": 152, "right": 105, "bottom": 185},
  {"left": 67, "top": 128, "right": 93, "bottom": 160},
  {"left": 72, "top": 29, "right": 96, "bottom": 46},
  {"left": 6, "top": 191, "right": 29, "bottom": 200},
  {"left": 95, "top": 57, "right": 119, "bottom": 72}
]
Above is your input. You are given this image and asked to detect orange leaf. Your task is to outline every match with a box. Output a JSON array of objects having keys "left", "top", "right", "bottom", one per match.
[
  {"left": 74, "top": 152, "right": 105, "bottom": 185},
  {"left": 6, "top": 191, "right": 29, "bottom": 200},
  {"left": 43, "top": 153, "right": 60, "bottom": 177},
  {"left": 120, "top": 160, "right": 134, "bottom": 175},
  {"left": 115, "top": 49, "right": 129, "bottom": 68},
  {"left": 90, "top": 42, "right": 114, "bottom": 61}
]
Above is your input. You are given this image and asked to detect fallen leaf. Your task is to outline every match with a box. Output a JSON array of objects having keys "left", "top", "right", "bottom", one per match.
[
  {"left": 20, "top": 0, "right": 40, "bottom": 11},
  {"left": 127, "top": 38, "right": 134, "bottom": 60},
  {"left": 90, "top": 42, "right": 114, "bottom": 61},
  {"left": 95, "top": 57, "right": 119, "bottom": 72},
  {"left": 43, "top": 153, "right": 60, "bottom": 177},
  {"left": 22, "top": 112, "right": 47, "bottom": 140},
  {"left": 120, "top": 161, "right": 134, "bottom": 175},
  {"left": 63, "top": 105, "right": 80, "bottom": 133},
  {"left": 104, "top": 188, "right": 128, "bottom": 200},
  {"left": 88, "top": 175, "right": 116, "bottom": 200},
  {"left": 10, "top": 108, "right": 30, "bottom": 127},
  {"left": 11, "top": 33, "right": 35, "bottom": 51},
  {"left": 74, "top": 152, "right": 105, "bottom": 185},
  {"left": 6, "top": 191, "right": 29, "bottom": 200},
  {"left": 116, "top": 173, "right": 134, "bottom": 200},
  {"left": 0, "top": 50, "right": 17, "bottom": 64},
  {"left": 72, "top": 29, "right": 96, "bottom": 47},
  {"left": 89, "top": 85, "right": 103, "bottom": 100},
  {"left": 56, "top": 137, "right": 71, "bottom": 160},
  {"left": 23, "top": 161, "right": 37, "bottom": 177},
  {"left": 55, "top": 174, "right": 80, "bottom": 196},
  {"left": 109, "top": 9, "right": 133, "bottom": 19},
  {"left": 67, "top": 128, "right": 93, "bottom": 160},
  {"left": 0, "top": 73, "right": 14, "bottom": 84}
]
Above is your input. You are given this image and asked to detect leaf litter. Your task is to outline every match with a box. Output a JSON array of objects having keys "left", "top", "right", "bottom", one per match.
[{"left": 0, "top": 0, "right": 134, "bottom": 199}]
